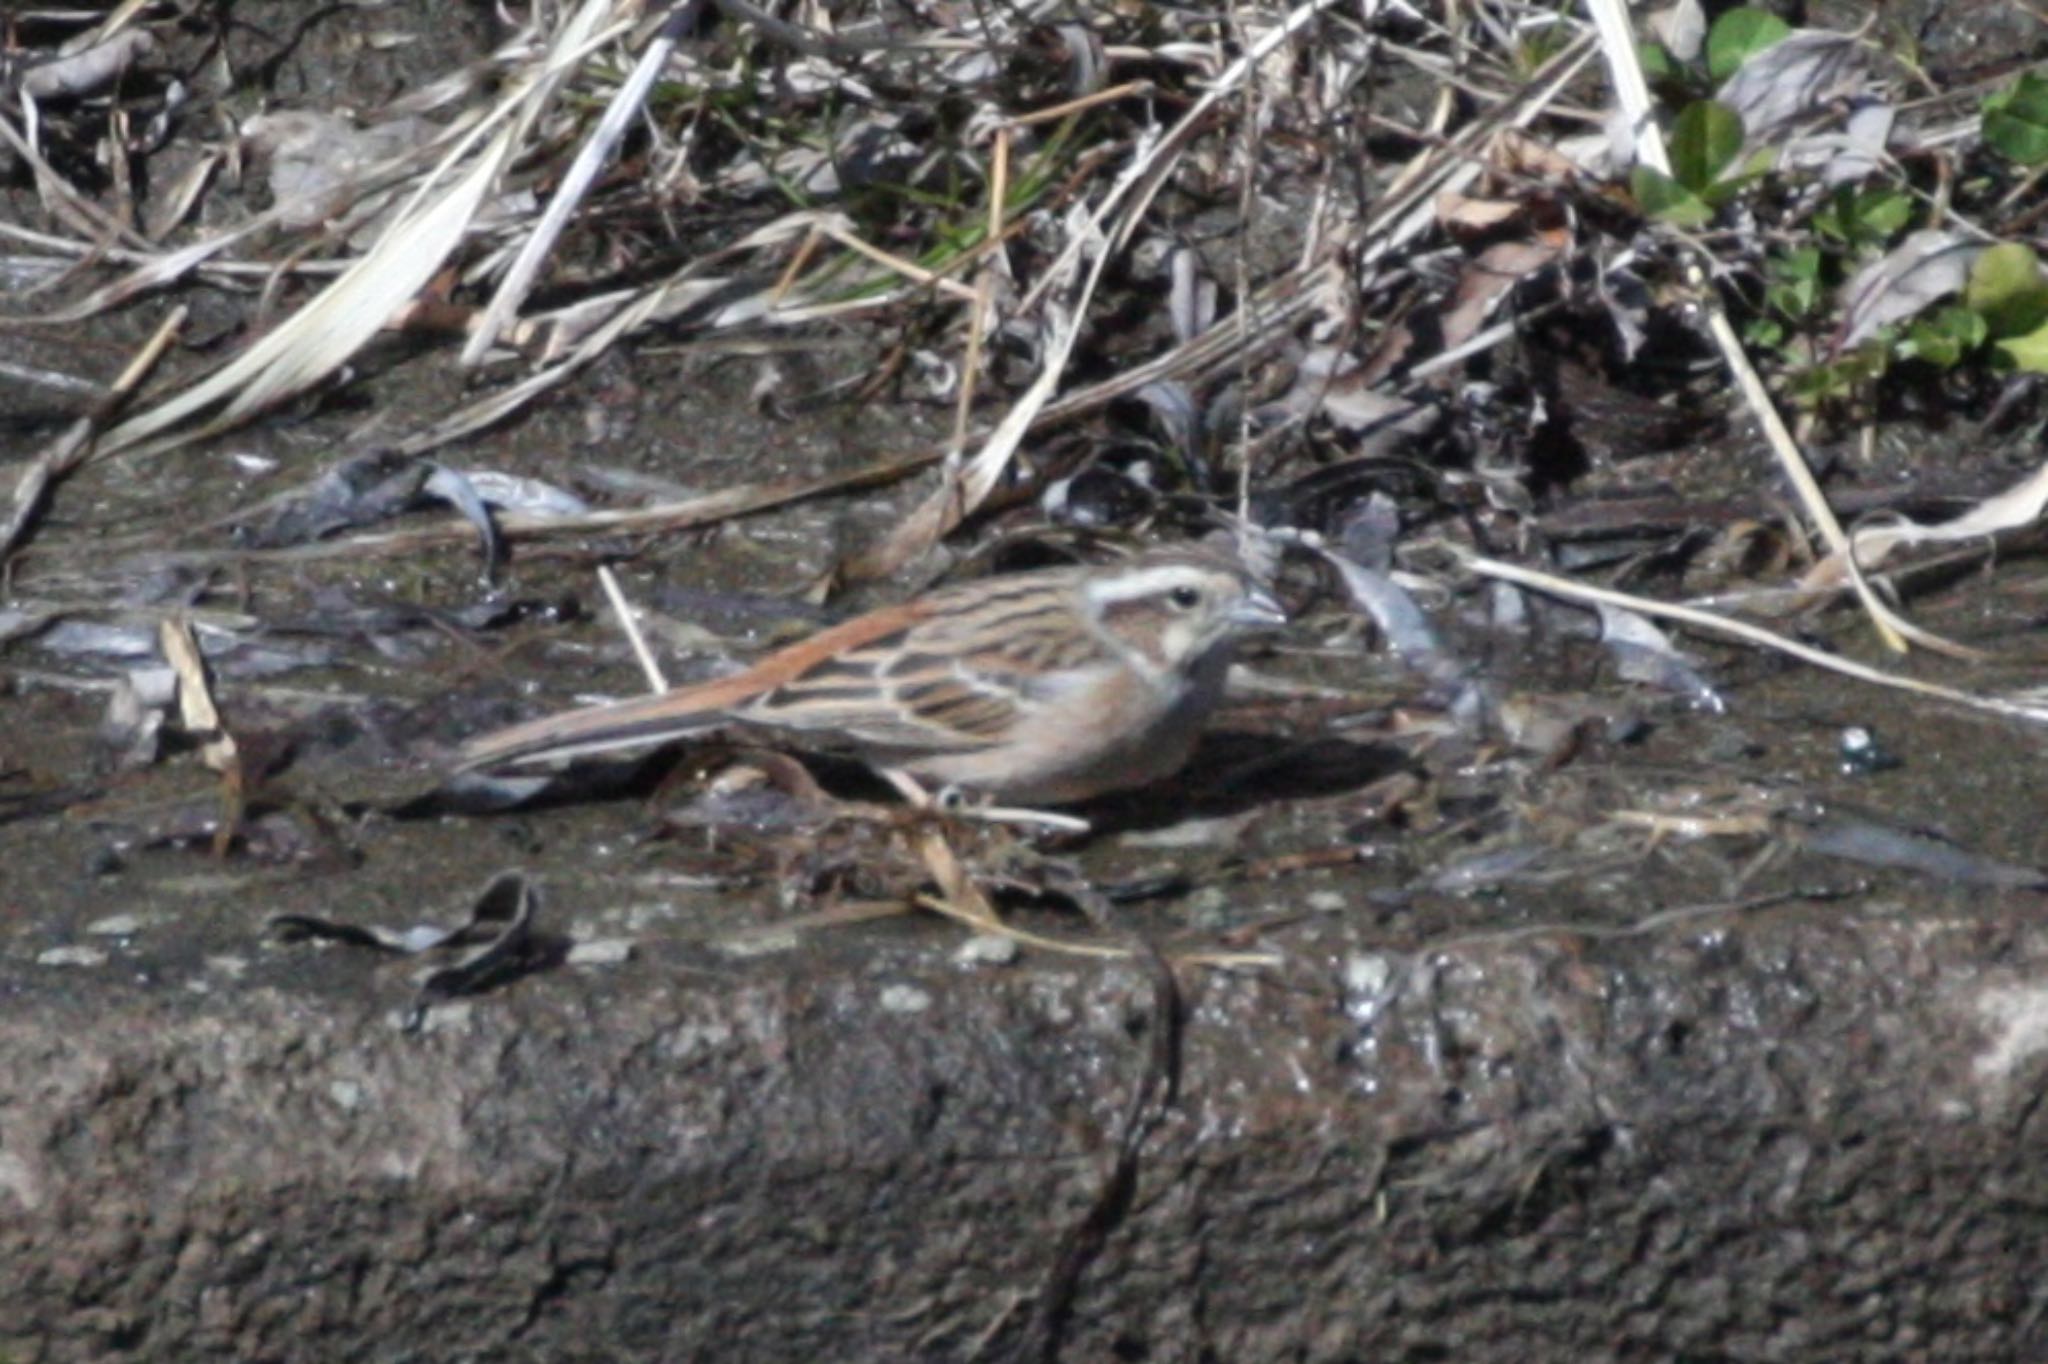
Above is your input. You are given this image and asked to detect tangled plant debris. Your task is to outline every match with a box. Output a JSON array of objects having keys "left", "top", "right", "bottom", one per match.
[{"left": 4, "top": 0, "right": 2048, "bottom": 975}]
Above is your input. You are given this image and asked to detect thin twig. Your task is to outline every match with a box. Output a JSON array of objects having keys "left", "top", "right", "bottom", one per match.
[
  {"left": 597, "top": 564, "right": 668, "bottom": 692},
  {"left": 1, "top": 305, "right": 186, "bottom": 558},
  {"left": 1461, "top": 551, "right": 2048, "bottom": 727}
]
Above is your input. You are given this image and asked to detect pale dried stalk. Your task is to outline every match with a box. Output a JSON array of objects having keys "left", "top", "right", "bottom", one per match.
[
  {"left": 597, "top": 564, "right": 669, "bottom": 693},
  {"left": 0, "top": 305, "right": 186, "bottom": 557},
  {"left": 461, "top": 3, "right": 680, "bottom": 366},
  {"left": 1462, "top": 551, "right": 2048, "bottom": 727}
]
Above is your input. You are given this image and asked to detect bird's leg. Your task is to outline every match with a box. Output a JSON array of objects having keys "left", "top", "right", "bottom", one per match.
[
  {"left": 880, "top": 769, "right": 1091, "bottom": 836},
  {"left": 881, "top": 768, "right": 936, "bottom": 806},
  {"left": 970, "top": 797, "right": 1092, "bottom": 837}
]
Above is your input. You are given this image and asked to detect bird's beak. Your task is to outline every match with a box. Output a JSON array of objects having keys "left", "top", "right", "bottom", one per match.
[{"left": 1232, "top": 586, "right": 1289, "bottom": 631}]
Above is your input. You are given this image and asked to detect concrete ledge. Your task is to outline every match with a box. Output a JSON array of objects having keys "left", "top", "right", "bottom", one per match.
[{"left": 4, "top": 901, "right": 2045, "bottom": 1361}]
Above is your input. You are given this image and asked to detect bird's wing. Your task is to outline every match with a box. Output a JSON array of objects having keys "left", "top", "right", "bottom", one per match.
[
  {"left": 738, "top": 575, "right": 1111, "bottom": 756},
  {"left": 457, "top": 567, "right": 1109, "bottom": 769}
]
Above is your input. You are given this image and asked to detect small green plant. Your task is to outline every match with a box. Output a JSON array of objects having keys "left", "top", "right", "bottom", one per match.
[
  {"left": 1810, "top": 186, "right": 1913, "bottom": 249},
  {"left": 1896, "top": 306, "right": 1986, "bottom": 368},
  {"left": 1705, "top": 8, "right": 1790, "bottom": 81},
  {"left": 1798, "top": 245, "right": 2048, "bottom": 399},
  {"left": 1983, "top": 72, "right": 2048, "bottom": 165},
  {"left": 1514, "top": 23, "right": 1576, "bottom": 77},
  {"left": 1637, "top": 40, "right": 1678, "bottom": 82},
  {"left": 1965, "top": 243, "right": 2048, "bottom": 372},
  {"left": 1630, "top": 9, "right": 1805, "bottom": 226},
  {"left": 1786, "top": 341, "right": 1888, "bottom": 406},
  {"left": 1743, "top": 245, "right": 1824, "bottom": 350},
  {"left": 1631, "top": 100, "right": 1766, "bottom": 227},
  {"left": 1630, "top": 7, "right": 2048, "bottom": 403}
]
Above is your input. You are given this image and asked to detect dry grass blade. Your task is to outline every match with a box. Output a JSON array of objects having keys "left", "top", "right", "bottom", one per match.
[
  {"left": 157, "top": 614, "right": 243, "bottom": 858},
  {"left": 157, "top": 616, "right": 238, "bottom": 774},
  {"left": 1, "top": 306, "right": 185, "bottom": 558},
  {"left": 460, "top": 6, "right": 688, "bottom": 366},
  {"left": 131, "top": 449, "right": 943, "bottom": 567},
  {"left": 813, "top": 219, "right": 981, "bottom": 304},
  {"left": 0, "top": 214, "right": 340, "bottom": 320},
  {"left": 88, "top": 136, "right": 508, "bottom": 460},
  {"left": 915, "top": 895, "right": 1145, "bottom": 958},
  {"left": 951, "top": 126, "right": 1006, "bottom": 455},
  {"left": 1354, "top": 37, "right": 1598, "bottom": 279},
  {"left": 595, "top": 564, "right": 669, "bottom": 693},
  {"left": 87, "top": 0, "right": 629, "bottom": 464},
  {"left": 406, "top": 210, "right": 879, "bottom": 451},
  {"left": 79, "top": 0, "right": 153, "bottom": 47},
  {"left": 1701, "top": 302, "right": 1979, "bottom": 659},
  {"left": 913, "top": 829, "right": 1131, "bottom": 960},
  {"left": 1583, "top": 0, "right": 1660, "bottom": 166},
  {"left": 848, "top": 294, "right": 1085, "bottom": 579},
  {"left": 1462, "top": 552, "right": 2048, "bottom": 728},
  {"left": 1038, "top": 260, "right": 1343, "bottom": 429},
  {"left": 0, "top": 105, "right": 149, "bottom": 249},
  {"left": 1813, "top": 454, "right": 2048, "bottom": 582}
]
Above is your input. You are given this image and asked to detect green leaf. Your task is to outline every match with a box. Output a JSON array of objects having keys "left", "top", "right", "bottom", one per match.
[
  {"left": 1965, "top": 242, "right": 2048, "bottom": 338},
  {"left": 1813, "top": 186, "right": 1914, "bottom": 247},
  {"left": 1707, "top": 8, "right": 1792, "bottom": 81},
  {"left": 1638, "top": 42, "right": 1676, "bottom": 81},
  {"left": 1701, "top": 146, "right": 1776, "bottom": 205},
  {"left": 1631, "top": 166, "right": 1712, "bottom": 228},
  {"left": 1900, "top": 306, "right": 1987, "bottom": 368},
  {"left": 1778, "top": 244, "right": 1823, "bottom": 281},
  {"left": 1983, "top": 73, "right": 2048, "bottom": 165},
  {"left": 1788, "top": 344, "right": 1888, "bottom": 405},
  {"left": 1850, "top": 187, "right": 1914, "bottom": 241},
  {"left": 1995, "top": 322, "right": 2048, "bottom": 372},
  {"left": 1669, "top": 101, "right": 1745, "bottom": 193},
  {"left": 1765, "top": 245, "right": 1823, "bottom": 317}
]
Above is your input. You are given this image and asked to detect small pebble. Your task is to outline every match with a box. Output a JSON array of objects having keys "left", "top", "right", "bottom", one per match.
[
  {"left": 567, "top": 938, "right": 634, "bottom": 966},
  {"left": 37, "top": 945, "right": 108, "bottom": 968},
  {"left": 956, "top": 933, "right": 1020, "bottom": 967},
  {"left": 85, "top": 914, "right": 144, "bottom": 937},
  {"left": 405, "top": 1001, "right": 474, "bottom": 1033},
  {"left": 1838, "top": 724, "right": 1901, "bottom": 775},
  {"left": 1183, "top": 886, "right": 1230, "bottom": 929},
  {"left": 1343, "top": 953, "right": 1392, "bottom": 998},
  {"left": 713, "top": 930, "right": 798, "bottom": 957},
  {"left": 879, "top": 984, "right": 933, "bottom": 1015}
]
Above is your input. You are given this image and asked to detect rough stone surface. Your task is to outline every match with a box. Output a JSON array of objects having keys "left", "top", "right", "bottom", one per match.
[{"left": 5, "top": 896, "right": 2047, "bottom": 1362}]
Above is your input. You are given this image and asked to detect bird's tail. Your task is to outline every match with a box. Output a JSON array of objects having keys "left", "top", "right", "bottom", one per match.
[{"left": 457, "top": 687, "right": 726, "bottom": 771}]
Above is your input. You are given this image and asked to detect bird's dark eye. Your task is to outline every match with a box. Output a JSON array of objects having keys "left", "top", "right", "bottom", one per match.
[{"left": 1168, "top": 585, "right": 1202, "bottom": 611}]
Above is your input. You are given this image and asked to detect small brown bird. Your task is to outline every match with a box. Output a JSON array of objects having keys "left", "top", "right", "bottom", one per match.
[{"left": 458, "top": 547, "right": 1286, "bottom": 805}]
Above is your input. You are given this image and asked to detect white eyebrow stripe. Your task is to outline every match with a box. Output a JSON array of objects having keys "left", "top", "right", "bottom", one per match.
[{"left": 1084, "top": 565, "right": 1222, "bottom": 604}]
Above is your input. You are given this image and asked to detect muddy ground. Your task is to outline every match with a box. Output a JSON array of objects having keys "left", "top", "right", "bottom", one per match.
[{"left": 8, "top": 0, "right": 2048, "bottom": 1360}]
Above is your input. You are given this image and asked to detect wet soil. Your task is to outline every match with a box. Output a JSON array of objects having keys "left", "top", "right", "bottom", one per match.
[{"left": 8, "top": 1, "right": 2048, "bottom": 1361}]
